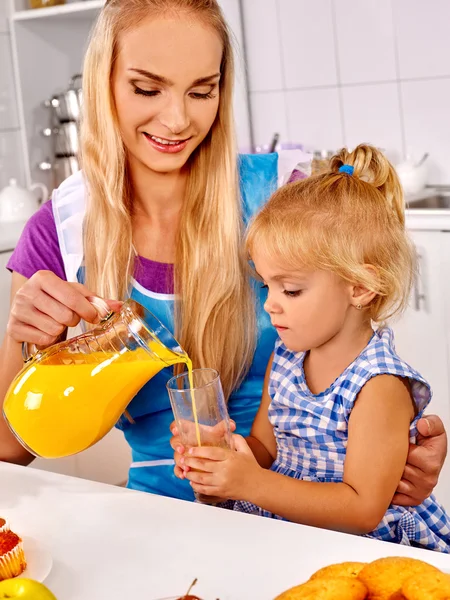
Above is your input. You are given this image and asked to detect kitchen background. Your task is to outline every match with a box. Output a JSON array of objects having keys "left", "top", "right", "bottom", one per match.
[
  {"left": 2, "top": 0, "right": 450, "bottom": 187},
  {"left": 0, "top": 0, "right": 450, "bottom": 506}
]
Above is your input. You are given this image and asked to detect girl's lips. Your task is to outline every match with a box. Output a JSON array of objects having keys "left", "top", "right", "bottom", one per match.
[
  {"left": 143, "top": 132, "right": 190, "bottom": 154},
  {"left": 274, "top": 325, "right": 288, "bottom": 331}
]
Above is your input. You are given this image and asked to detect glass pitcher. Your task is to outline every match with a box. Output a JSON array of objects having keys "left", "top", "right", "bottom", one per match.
[{"left": 2, "top": 299, "right": 188, "bottom": 459}]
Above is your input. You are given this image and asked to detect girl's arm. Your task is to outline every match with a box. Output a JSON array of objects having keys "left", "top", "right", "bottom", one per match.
[
  {"left": 185, "top": 374, "right": 415, "bottom": 535},
  {"left": 245, "top": 354, "right": 277, "bottom": 469}
]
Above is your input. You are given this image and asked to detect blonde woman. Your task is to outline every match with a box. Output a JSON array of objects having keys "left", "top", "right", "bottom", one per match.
[
  {"left": 0, "top": 1, "right": 446, "bottom": 505},
  {"left": 179, "top": 145, "right": 450, "bottom": 550}
]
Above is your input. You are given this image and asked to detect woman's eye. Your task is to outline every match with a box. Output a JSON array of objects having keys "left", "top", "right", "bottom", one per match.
[
  {"left": 134, "top": 87, "right": 160, "bottom": 97},
  {"left": 190, "top": 91, "right": 216, "bottom": 100},
  {"left": 283, "top": 290, "right": 302, "bottom": 297}
]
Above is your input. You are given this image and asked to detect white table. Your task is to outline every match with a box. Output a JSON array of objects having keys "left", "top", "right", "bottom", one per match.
[{"left": 1, "top": 462, "right": 449, "bottom": 599}]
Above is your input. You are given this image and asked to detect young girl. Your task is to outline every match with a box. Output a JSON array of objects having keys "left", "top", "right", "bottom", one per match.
[{"left": 181, "top": 144, "right": 450, "bottom": 552}]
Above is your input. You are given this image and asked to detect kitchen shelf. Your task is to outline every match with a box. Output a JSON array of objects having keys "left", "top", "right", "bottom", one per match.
[{"left": 12, "top": 0, "right": 104, "bottom": 22}]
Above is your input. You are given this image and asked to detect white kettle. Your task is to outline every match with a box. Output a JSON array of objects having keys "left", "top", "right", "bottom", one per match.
[{"left": 0, "top": 179, "right": 48, "bottom": 223}]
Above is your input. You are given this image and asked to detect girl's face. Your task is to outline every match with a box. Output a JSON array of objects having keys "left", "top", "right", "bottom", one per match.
[
  {"left": 112, "top": 15, "right": 223, "bottom": 175},
  {"left": 252, "top": 249, "right": 356, "bottom": 353}
]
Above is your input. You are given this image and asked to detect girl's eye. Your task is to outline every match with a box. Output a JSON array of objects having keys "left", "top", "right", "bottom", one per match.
[
  {"left": 260, "top": 284, "right": 268, "bottom": 290},
  {"left": 134, "top": 87, "right": 160, "bottom": 97},
  {"left": 283, "top": 290, "right": 302, "bottom": 297}
]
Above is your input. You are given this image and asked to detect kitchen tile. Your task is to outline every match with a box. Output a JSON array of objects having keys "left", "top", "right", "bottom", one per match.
[
  {"left": 241, "top": 0, "right": 284, "bottom": 92},
  {"left": 219, "top": 0, "right": 243, "bottom": 45},
  {"left": 401, "top": 78, "right": 450, "bottom": 184},
  {"left": 0, "top": 33, "right": 19, "bottom": 131},
  {"left": 221, "top": 0, "right": 252, "bottom": 151},
  {"left": 334, "top": 0, "right": 397, "bottom": 84},
  {"left": 393, "top": 0, "right": 450, "bottom": 79},
  {"left": 286, "top": 87, "right": 344, "bottom": 152},
  {"left": 250, "top": 91, "right": 289, "bottom": 149},
  {"left": 0, "top": 2, "right": 10, "bottom": 33},
  {"left": 279, "top": 0, "right": 338, "bottom": 89},
  {"left": 342, "top": 82, "right": 403, "bottom": 160},
  {"left": 0, "top": 129, "right": 25, "bottom": 189}
]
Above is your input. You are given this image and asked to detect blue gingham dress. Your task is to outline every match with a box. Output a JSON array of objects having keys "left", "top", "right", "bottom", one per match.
[{"left": 234, "top": 328, "right": 450, "bottom": 552}]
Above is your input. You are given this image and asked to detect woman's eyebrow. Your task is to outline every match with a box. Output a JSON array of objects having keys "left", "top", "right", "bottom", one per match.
[{"left": 128, "top": 68, "right": 220, "bottom": 86}]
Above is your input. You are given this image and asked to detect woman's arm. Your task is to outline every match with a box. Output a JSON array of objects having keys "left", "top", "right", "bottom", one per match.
[
  {"left": 0, "top": 273, "right": 36, "bottom": 464},
  {"left": 185, "top": 374, "right": 415, "bottom": 535},
  {"left": 395, "top": 414, "right": 447, "bottom": 505},
  {"left": 0, "top": 271, "right": 102, "bottom": 464}
]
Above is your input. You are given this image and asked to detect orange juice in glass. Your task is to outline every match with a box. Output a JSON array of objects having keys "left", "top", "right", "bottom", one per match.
[{"left": 166, "top": 368, "right": 232, "bottom": 504}]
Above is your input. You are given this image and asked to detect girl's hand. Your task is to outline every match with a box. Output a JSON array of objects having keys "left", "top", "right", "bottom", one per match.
[
  {"left": 394, "top": 415, "right": 448, "bottom": 506},
  {"left": 169, "top": 419, "right": 236, "bottom": 480},
  {"left": 182, "top": 434, "right": 261, "bottom": 500}
]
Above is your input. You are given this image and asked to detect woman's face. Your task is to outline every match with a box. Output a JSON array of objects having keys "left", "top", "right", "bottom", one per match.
[{"left": 113, "top": 15, "right": 223, "bottom": 175}]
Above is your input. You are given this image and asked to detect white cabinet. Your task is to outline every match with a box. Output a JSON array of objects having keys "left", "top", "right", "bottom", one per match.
[
  {"left": 32, "top": 428, "right": 131, "bottom": 486},
  {"left": 0, "top": 251, "right": 12, "bottom": 339},
  {"left": 391, "top": 230, "right": 450, "bottom": 510}
]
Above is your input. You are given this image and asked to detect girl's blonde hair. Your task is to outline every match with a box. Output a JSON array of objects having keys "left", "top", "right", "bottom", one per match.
[
  {"left": 246, "top": 144, "right": 415, "bottom": 324},
  {"left": 80, "top": 0, "right": 255, "bottom": 397}
]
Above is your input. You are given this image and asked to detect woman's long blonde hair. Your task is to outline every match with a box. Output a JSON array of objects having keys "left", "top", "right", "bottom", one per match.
[
  {"left": 246, "top": 144, "right": 415, "bottom": 324},
  {"left": 80, "top": 0, "right": 255, "bottom": 398}
]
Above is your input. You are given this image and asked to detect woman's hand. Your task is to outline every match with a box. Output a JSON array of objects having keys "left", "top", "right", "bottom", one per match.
[
  {"left": 169, "top": 419, "right": 236, "bottom": 480},
  {"left": 7, "top": 270, "right": 121, "bottom": 347},
  {"left": 183, "top": 434, "right": 261, "bottom": 500},
  {"left": 394, "top": 415, "right": 448, "bottom": 506}
]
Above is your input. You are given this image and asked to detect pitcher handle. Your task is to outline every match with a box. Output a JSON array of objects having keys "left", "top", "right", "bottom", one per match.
[
  {"left": 21, "top": 296, "right": 114, "bottom": 364},
  {"left": 22, "top": 342, "right": 42, "bottom": 364},
  {"left": 87, "top": 296, "right": 114, "bottom": 322}
]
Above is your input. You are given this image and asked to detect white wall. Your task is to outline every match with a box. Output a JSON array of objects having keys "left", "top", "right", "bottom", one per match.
[
  {"left": 242, "top": 0, "right": 450, "bottom": 184},
  {"left": 0, "top": 1, "right": 24, "bottom": 189}
]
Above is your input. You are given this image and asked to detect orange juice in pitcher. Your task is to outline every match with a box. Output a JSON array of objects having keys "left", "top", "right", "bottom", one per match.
[{"left": 2, "top": 299, "right": 193, "bottom": 458}]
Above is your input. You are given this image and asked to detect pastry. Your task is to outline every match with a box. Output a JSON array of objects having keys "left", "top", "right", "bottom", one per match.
[
  {"left": 310, "top": 561, "right": 366, "bottom": 581},
  {"left": 0, "top": 531, "right": 27, "bottom": 581},
  {"left": 358, "top": 556, "right": 441, "bottom": 600},
  {"left": 0, "top": 520, "right": 9, "bottom": 534},
  {"left": 402, "top": 570, "right": 450, "bottom": 600},
  {"left": 274, "top": 576, "right": 368, "bottom": 599}
]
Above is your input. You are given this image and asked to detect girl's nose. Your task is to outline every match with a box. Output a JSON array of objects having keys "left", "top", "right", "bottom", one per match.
[{"left": 264, "top": 293, "right": 282, "bottom": 315}]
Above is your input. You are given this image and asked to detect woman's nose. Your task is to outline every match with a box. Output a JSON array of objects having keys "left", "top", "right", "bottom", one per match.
[{"left": 158, "top": 96, "right": 190, "bottom": 134}]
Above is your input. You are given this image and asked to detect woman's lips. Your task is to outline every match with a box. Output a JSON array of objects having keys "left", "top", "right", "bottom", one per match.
[{"left": 143, "top": 132, "right": 190, "bottom": 154}]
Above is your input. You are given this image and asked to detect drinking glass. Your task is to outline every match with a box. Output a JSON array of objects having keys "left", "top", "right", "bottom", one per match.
[{"left": 167, "top": 368, "right": 232, "bottom": 504}]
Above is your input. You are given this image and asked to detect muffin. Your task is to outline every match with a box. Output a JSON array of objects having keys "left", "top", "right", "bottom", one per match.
[
  {"left": 0, "top": 531, "right": 27, "bottom": 580},
  {"left": 310, "top": 562, "right": 367, "bottom": 581},
  {"left": 402, "top": 571, "right": 450, "bottom": 600},
  {"left": 274, "top": 576, "right": 368, "bottom": 600},
  {"left": 0, "top": 519, "right": 9, "bottom": 534},
  {"left": 358, "top": 556, "right": 441, "bottom": 600}
]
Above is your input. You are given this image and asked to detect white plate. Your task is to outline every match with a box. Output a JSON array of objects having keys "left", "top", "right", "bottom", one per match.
[{"left": 17, "top": 536, "right": 53, "bottom": 583}]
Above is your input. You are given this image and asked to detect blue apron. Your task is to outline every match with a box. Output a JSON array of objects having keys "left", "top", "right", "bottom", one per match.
[{"left": 53, "top": 153, "right": 279, "bottom": 500}]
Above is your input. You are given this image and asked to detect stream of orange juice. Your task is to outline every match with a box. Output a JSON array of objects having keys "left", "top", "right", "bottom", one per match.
[
  {"left": 186, "top": 358, "right": 201, "bottom": 448},
  {"left": 4, "top": 344, "right": 201, "bottom": 458}
]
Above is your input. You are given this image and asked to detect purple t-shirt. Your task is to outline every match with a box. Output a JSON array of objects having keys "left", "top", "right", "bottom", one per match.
[{"left": 7, "top": 200, "right": 174, "bottom": 294}]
